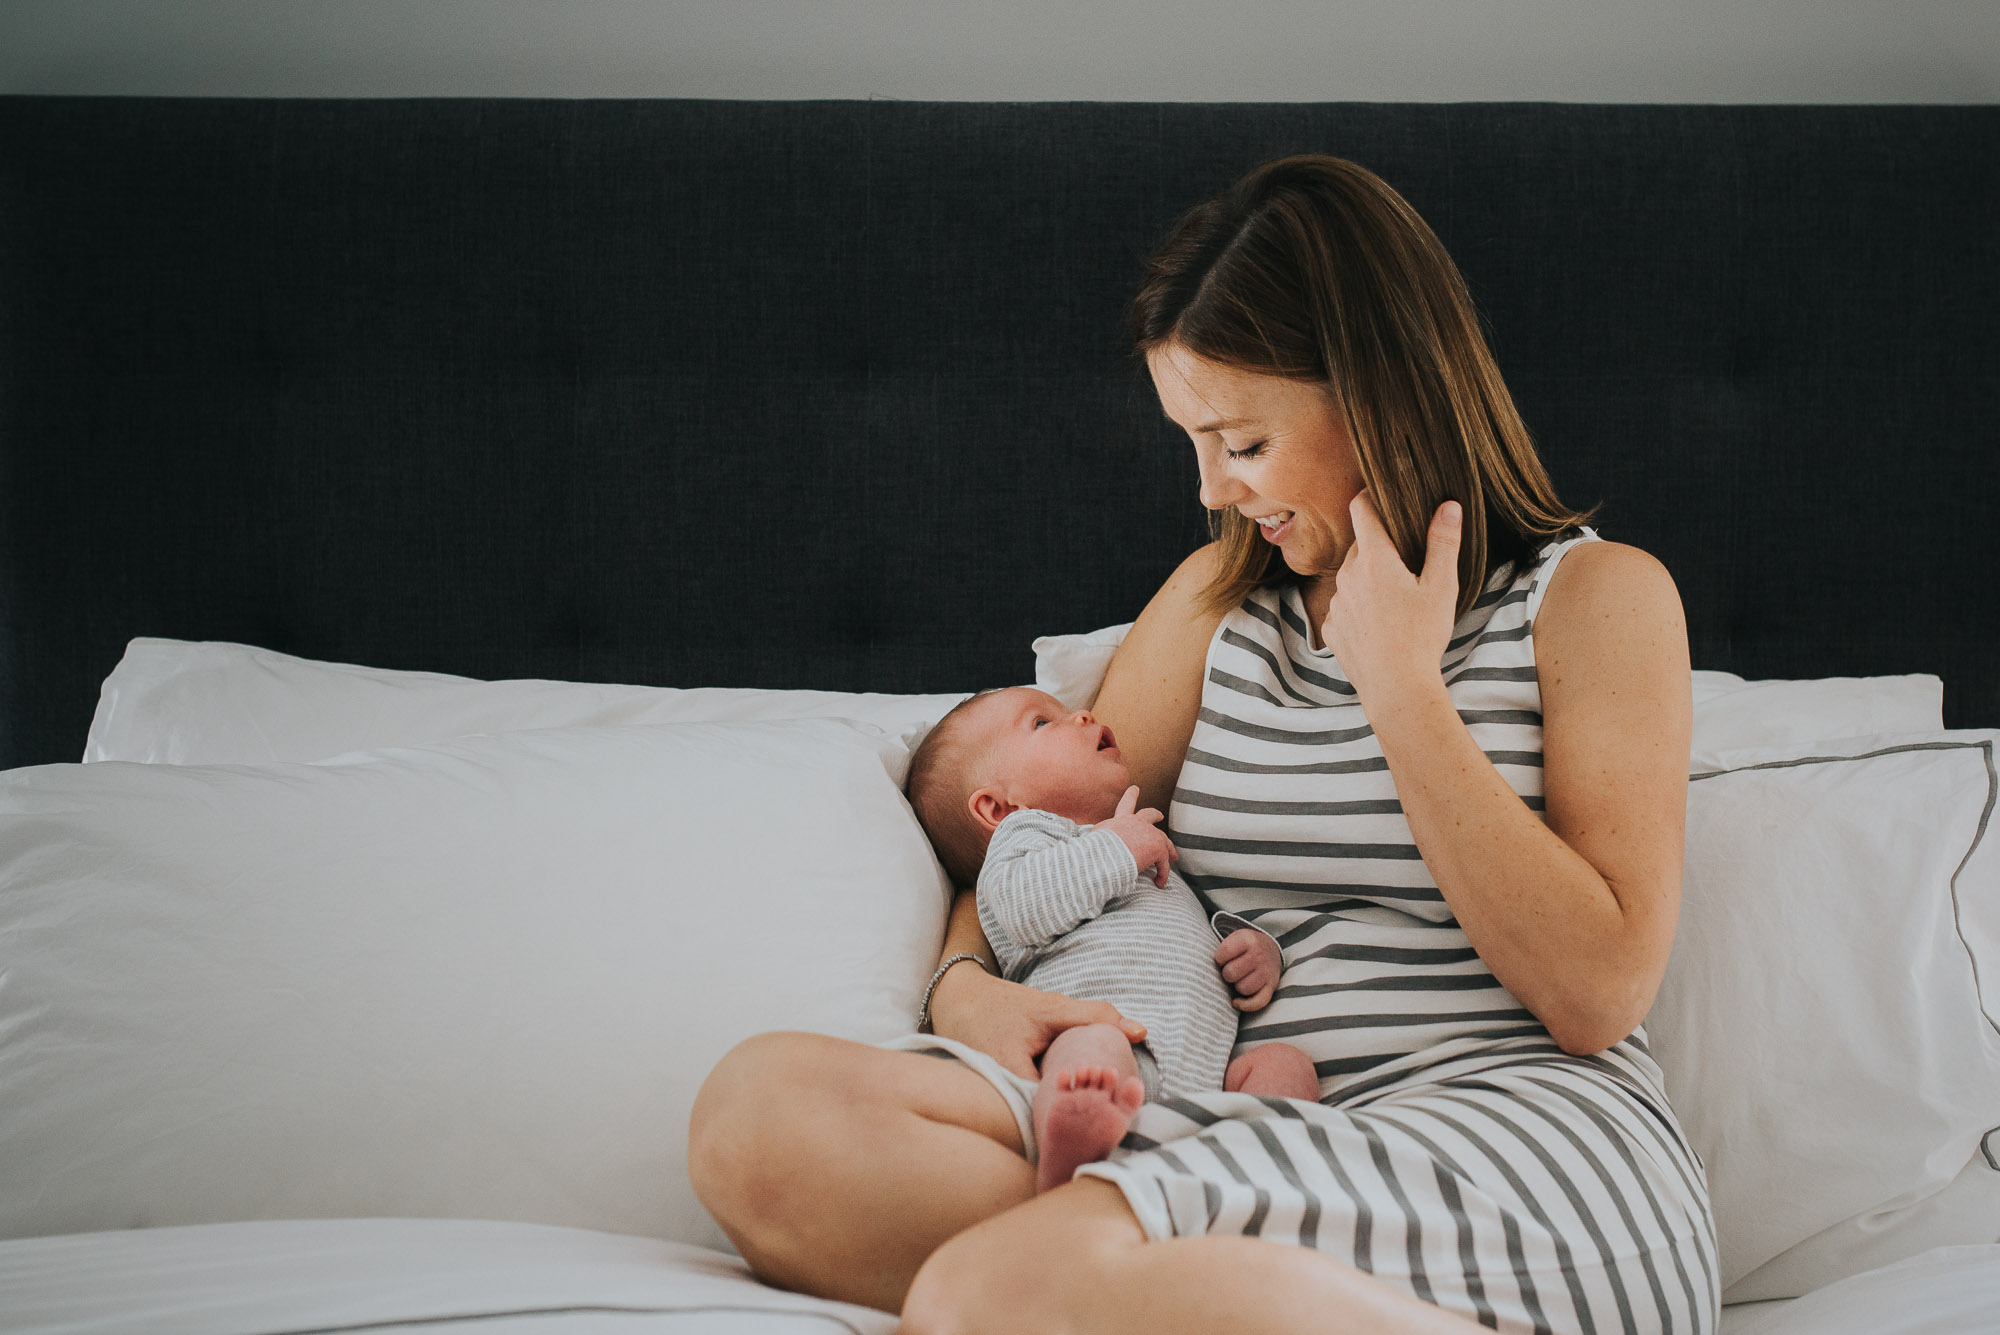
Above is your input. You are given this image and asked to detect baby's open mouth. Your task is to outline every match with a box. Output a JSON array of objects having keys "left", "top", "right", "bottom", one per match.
[{"left": 1098, "top": 727, "right": 1117, "bottom": 751}]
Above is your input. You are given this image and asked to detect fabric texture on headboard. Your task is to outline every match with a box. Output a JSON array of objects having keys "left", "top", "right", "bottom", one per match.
[{"left": 0, "top": 98, "right": 1994, "bottom": 768}]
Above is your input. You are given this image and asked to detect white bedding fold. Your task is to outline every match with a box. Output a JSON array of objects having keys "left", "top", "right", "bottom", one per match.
[{"left": 0, "top": 1218, "right": 896, "bottom": 1335}]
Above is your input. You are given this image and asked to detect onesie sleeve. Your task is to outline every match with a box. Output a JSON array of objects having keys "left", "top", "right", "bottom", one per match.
[
  {"left": 977, "top": 809, "right": 1140, "bottom": 963},
  {"left": 1211, "top": 910, "right": 1285, "bottom": 958}
]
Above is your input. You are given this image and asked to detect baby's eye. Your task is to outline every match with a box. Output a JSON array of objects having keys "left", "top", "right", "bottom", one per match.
[
  {"left": 1226, "top": 442, "right": 1265, "bottom": 461},
  {"left": 1032, "top": 717, "right": 1049, "bottom": 728}
]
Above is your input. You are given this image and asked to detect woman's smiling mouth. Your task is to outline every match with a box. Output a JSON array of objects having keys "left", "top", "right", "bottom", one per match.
[{"left": 1252, "top": 511, "right": 1295, "bottom": 542}]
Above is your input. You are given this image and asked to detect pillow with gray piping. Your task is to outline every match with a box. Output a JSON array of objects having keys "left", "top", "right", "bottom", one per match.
[{"left": 1652, "top": 730, "right": 2000, "bottom": 1301}]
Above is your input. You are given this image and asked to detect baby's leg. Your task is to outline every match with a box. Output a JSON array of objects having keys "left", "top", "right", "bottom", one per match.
[
  {"left": 1032, "top": 1022, "right": 1145, "bottom": 1195},
  {"left": 1224, "top": 1041, "right": 1320, "bottom": 1102}
]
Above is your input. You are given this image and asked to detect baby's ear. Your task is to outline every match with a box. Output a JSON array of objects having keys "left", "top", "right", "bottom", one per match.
[{"left": 967, "top": 787, "right": 1016, "bottom": 833}]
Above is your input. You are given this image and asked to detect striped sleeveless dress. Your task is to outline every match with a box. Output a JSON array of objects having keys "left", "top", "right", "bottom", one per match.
[{"left": 1070, "top": 528, "right": 1720, "bottom": 1335}]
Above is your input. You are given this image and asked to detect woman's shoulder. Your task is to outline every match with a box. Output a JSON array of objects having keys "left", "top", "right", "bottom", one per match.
[
  {"left": 1157, "top": 540, "right": 1232, "bottom": 610},
  {"left": 1536, "top": 539, "right": 1680, "bottom": 623},
  {"left": 1532, "top": 539, "right": 1688, "bottom": 700},
  {"left": 1117, "top": 541, "right": 1237, "bottom": 650},
  {"left": 1093, "top": 542, "right": 1236, "bottom": 812}
]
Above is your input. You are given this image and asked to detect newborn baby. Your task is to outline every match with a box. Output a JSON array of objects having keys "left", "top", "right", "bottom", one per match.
[{"left": 907, "top": 686, "right": 1319, "bottom": 1193}]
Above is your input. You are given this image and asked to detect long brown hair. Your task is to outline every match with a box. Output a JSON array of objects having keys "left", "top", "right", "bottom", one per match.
[{"left": 1132, "top": 155, "right": 1595, "bottom": 619}]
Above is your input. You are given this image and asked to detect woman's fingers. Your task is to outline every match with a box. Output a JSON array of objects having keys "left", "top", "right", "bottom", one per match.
[
  {"left": 939, "top": 973, "right": 1149, "bottom": 1079},
  {"left": 1421, "top": 499, "right": 1463, "bottom": 586},
  {"left": 994, "top": 1039, "right": 1044, "bottom": 1082},
  {"left": 1347, "top": 487, "right": 1389, "bottom": 544},
  {"left": 1074, "top": 998, "right": 1148, "bottom": 1044}
]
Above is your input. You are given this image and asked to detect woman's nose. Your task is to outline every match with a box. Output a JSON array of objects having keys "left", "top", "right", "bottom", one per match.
[{"left": 1197, "top": 458, "right": 1242, "bottom": 511}]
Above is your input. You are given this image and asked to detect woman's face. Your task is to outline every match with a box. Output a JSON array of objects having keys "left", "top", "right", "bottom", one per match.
[{"left": 1147, "top": 341, "right": 1366, "bottom": 583}]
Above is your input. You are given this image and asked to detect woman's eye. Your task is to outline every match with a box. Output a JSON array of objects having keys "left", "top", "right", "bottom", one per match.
[{"left": 1226, "top": 442, "right": 1265, "bottom": 461}]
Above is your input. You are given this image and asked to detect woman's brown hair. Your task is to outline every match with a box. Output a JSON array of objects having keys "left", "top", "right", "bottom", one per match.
[{"left": 1132, "top": 155, "right": 1595, "bottom": 620}]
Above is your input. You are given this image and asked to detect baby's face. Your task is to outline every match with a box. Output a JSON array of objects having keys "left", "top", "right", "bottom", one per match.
[{"left": 964, "top": 687, "right": 1133, "bottom": 825}]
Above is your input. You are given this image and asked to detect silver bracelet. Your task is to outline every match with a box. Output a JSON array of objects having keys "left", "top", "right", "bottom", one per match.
[{"left": 916, "top": 952, "right": 992, "bottom": 1034}]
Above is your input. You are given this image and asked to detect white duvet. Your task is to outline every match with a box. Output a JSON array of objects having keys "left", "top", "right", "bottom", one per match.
[
  {"left": 0, "top": 1218, "right": 895, "bottom": 1334},
  {"left": 6, "top": 1217, "right": 1999, "bottom": 1334}
]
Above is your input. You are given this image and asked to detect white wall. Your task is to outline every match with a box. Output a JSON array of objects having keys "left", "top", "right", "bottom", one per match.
[{"left": 2, "top": 0, "right": 1995, "bottom": 102}]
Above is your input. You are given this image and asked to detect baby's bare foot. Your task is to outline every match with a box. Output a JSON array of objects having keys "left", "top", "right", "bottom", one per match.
[{"left": 1032, "top": 1066, "right": 1145, "bottom": 1194}]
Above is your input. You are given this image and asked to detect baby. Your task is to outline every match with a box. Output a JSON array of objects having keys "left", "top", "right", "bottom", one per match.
[{"left": 907, "top": 686, "right": 1320, "bottom": 1193}]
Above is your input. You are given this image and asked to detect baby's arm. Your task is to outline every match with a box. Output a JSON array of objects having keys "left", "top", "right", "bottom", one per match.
[
  {"left": 1212, "top": 913, "right": 1284, "bottom": 1012},
  {"left": 979, "top": 810, "right": 1148, "bottom": 956}
]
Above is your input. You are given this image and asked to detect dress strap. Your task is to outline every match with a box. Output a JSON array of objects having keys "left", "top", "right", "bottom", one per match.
[{"left": 1522, "top": 526, "right": 1601, "bottom": 628}]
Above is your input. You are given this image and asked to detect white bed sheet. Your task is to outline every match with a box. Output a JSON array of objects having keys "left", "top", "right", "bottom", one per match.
[
  {"left": 5, "top": 1218, "right": 1994, "bottom": 1333},
  {"left": 1721, "top": 1244, "right": 2000, "bottom": 1335},
  {"left": 0, "top": 1218, "right": 895, "bottom": 1334}
]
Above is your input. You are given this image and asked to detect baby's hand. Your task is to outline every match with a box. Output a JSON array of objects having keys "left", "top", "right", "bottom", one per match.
[
  {"left": 1215, "top": 927, "right": 1282, "bottom": 1011},
  {"left": 1098, "top": 785, "right": 1178, "bottom": 889}
]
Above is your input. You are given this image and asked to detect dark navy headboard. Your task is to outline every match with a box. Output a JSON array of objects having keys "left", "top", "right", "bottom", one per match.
[{"left": 2, "top": 99, "right": 1994, "bottom": 768}]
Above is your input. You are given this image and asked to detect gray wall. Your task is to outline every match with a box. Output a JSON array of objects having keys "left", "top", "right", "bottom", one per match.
[{"left": 3, "top": 0, "right": 1996, "bottom": 102}]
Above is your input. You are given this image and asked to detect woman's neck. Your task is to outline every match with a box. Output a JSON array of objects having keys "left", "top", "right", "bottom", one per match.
[{"left": 1298, "top": 573, "right": 1336, "bottom": 651}]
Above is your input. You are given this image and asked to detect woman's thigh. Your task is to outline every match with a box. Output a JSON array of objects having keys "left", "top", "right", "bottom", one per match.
[
  {"left": 688, "top": 1030, "right": 1033, "bottom": 1312},
  {"left": 904, "top": 1177, "right": 1487, "bottom": 1335}
]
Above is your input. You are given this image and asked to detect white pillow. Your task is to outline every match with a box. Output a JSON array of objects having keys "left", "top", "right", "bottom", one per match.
[
  {"left": 1032, "top": 622, "right": 1132, "bottom": 711},
  {"left": 1686, "top": 674, "right": 1944, "bottom": 761},
  {"left": 1029, "top": 623, "right": 1944, "bottom": 754},
  {"left": 1649, "top": 731, "right": 2000, "bottom": 1302},
  {"left": 85, "top": 638, "right": 972, "bottom": 767},
  {"left": 0, "top": 719, "right": 951, "bottom": 1249}
]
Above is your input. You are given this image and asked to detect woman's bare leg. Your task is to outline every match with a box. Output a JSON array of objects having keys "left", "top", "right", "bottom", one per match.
[
  {"left": 902, "top": 1177, "right": 1491, "bottom": 1335},
  {"left": 687, "top": 1030, "right": 1033, "bottom": 1313}
]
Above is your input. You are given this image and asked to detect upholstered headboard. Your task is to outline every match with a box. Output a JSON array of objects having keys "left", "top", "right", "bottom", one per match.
[{"left": 1, "top": 98, "right": 1994, "bottom": 769}]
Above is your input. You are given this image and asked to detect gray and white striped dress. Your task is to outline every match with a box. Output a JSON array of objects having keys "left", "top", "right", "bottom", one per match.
[
  {"left": 908, "top": 528, "right": 1719, "bottom": 1335},
  {"left": 1078, "top": 528, "right": 1719, "bottom": 1335}
]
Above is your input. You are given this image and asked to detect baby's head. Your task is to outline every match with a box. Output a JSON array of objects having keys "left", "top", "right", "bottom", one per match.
[{"left": 906, "top": 686, "right": 1133, "bottom": 887}]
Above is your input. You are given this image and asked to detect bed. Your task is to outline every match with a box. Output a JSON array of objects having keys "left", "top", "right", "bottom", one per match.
[{"left": 0, "top": 97, "right": 1995, "bottom": 1333}]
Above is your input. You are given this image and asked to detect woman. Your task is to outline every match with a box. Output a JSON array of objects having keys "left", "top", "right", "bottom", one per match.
[{"left": 690, "top": 155, "right": 1715, "bottom": 1335}]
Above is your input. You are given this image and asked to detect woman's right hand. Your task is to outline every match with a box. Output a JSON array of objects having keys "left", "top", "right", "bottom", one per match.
[{"left": 928, "top": 960, "right": 1147, "bottom": 1082}]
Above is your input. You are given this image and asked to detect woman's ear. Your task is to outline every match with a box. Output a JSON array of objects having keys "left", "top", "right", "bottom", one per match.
[{"left": 967, "top": 788, "right": 1016, "bottom": 833}]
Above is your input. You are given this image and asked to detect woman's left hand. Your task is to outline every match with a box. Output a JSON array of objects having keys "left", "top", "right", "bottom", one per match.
[{"left": 1321, "top": 490, "right": 1462, "bottom": 704}]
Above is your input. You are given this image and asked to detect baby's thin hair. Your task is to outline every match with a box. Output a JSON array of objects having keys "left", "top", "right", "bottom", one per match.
[{"left": 905, "top": 689, "right": 1010, "bottom": 889}]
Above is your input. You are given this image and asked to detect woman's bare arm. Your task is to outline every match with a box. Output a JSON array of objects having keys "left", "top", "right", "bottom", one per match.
[
  {"left": 1091, "top": 542, "right": 1231, "bottom": 814},
  {"left": 926, "top": 544, "right": 1227, "bottom": 1076},
  {"left": 1364, "top": 540, "right": 1691, "bottom": 1054},
  {"left": 927, "top": 885, "right": 1149, "bottom": 1081}
]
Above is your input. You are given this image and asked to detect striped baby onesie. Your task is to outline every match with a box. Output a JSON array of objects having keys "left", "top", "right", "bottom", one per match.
[
  {"left": 912, "top": 528, "right": 1720, "bottom": 1335},
  {"left": 977, "top": 807, "right": 1262, "bottom": 1099}
]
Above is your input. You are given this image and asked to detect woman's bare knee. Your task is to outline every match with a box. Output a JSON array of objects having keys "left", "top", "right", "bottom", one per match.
[
  {"left": 687, "top": 1032, "right": 850, "bottom": 1260},
  {"left": 902, "top": 1178, "right": 1143, "bottom": 1335},
  {"left": 691, "top": 1031, "right": 1039, "bottom": 1311}
]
